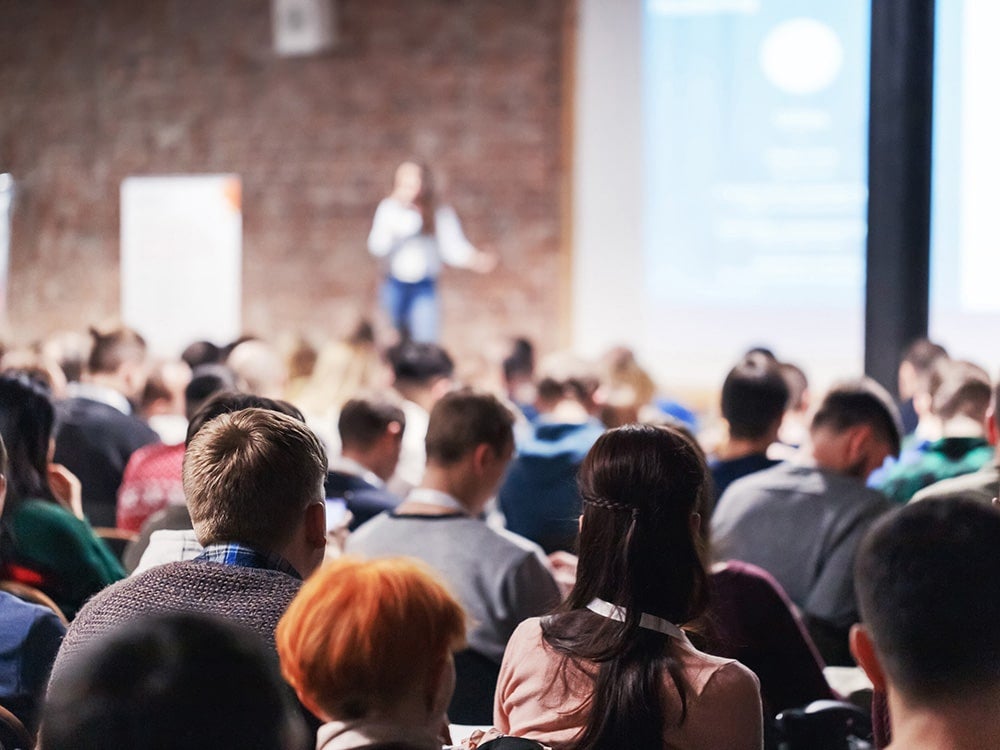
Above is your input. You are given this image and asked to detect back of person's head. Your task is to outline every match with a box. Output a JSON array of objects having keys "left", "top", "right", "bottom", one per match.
[
  {"left": 388, "top": 341, "right": 454, "bottom": 388},
  {"left": 42, "top": 612, "right": 307, "bottom": 750},
  {"left": 424, "top": 388, "right": 514, "bottom": 467},
  {"left": 139, "top": 359, "right": 191, "bottom": 418},
  {"left": 930, "top": 360, "right": 992, "bottom": 423},
  {"left": 898, "top": 338, "right": 949, "bottom": 400},
  {"left": 181, "top": 339, "right": 223, "bottom": 369},
  {"left": 779, "top": 361, "right": 809, "bottom": 412},
  {"left": 502, "top": 337, "right": 535, "bottom": 383},
  {"left": 86, "top": 325, "right": 147, "bottom": 376},
  {"left": 721, "top": 352, "right": 789, "bottom": 441},
  {"left": 276, "top": 557, "right": 465, "bottom": 723},
  {"left": 543, "top": 424, "right": 709, "bottom": 750},
  {"left": 184, "top": 408, "right": 326, "bottom": 551},
  {"left": 338, "top": 394, "right": 405, "bottom": 451},
  {"left": 854, "top": 498, "right": 1000, "bottom": 706},
  {"left": 535, "top": 351, "right": 601, "bottom": 409},
  {"left": 183, "top": 365, "right": 240, "bottom": 422},
  {"left": 572, "top": 423, "right": 708, "bottom": 626},
  {"left": 41, "top": 330, "right": 92, "bottom": 384},
  {"left": 811, "top": 378, "right": 902, "bottom": 458},
  {"left": 0, "top": 372, "right": 57, "bottom": 508},
  {"left": 225, "top": 339, "right": 288, "bottom": 398},
  {"left": 184, "top": 391, "right": 305, "bottom": 447}
]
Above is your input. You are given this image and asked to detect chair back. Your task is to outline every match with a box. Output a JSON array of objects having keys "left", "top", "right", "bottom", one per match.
[
  {"left": 0, "top": 704, "right": 33, "bottom": 750},
  {"left": 774, "top": 699, "right": 874, "bottom": 750},
  {"left": 448, "top": 649, "right": 501, "bottom": 725}
]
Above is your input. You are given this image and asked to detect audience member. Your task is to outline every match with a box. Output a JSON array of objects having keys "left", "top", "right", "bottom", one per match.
[
  {"left": 0, "top": 373, "right": 125, "bottom": 619},
  {"left": 226, "top": 338, "right": 288, "bottom": 398},
  {"left": 0, "top": 433, "right": 66, "bottom": 734},
  {"left": 497, "top": 353, "right": 605, "bottom": 553},
  {"left": 325, "top": 394, "right": 405, "bottom": 530},
  {"left": 122, "top": 391, "right": 306, "bottom": 572},
  {"left": 495, "top": 424, "right": 762, "bottom": 749},
  {"left": 909, "top": 376, "right": 1000, "bottom": 505},
  {"left": 180, "top": 339, "right": 223, "bottom": 369},
  {"left": 43, "top": 612, "right": 308, "bottom": 750},
  {"left": 386, "top": 340, "right": 455, "bottom": 494},
  {"left": 117, "top": 364, "right": 237, "bottom": 533},
  {"left": 876, "top": 360, "right": 993, "bottom": 503},
  {"left": 53, "top": 325, "right": 159, "bottom": 526},
  {"left": 851, "top": 498, "right": 1000, "bottom": 750},
  {"left": 598, "top": 346, "right": 657, "bottom": 428},
  {"left": 502, "top": 337, "right": 537, "bottom": 422},
  {"left": 40, "top": 330, "right": 91, "bottom": 384},
  {"left": 773, "top": 361, "right": 811, "bottom": 457},
  {"left": 138, "top": 358, "right": 192, "bottom": 444},
  {"left": 51, "top": 407, "right": 328, "bottom": 681},
  {"left": 712, "top": 378, "right": 900, "bottom": 665},
  {"left": 709, "top": 352, "right": 789, "bottom": 506},
  {"left": 277, "top": 557, "right": 464, "bottom": 750},
  {"left": 347, "top": 389, "right": 559, "bottom": 722},
  {"left": 896, "top": 338, "right": 949, "bottom": 437}
]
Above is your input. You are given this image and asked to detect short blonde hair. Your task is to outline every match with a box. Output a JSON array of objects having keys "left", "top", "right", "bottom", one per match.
[
  {"left": 276, "top": 557, "right": 466, "bottom": 721},
  {"left": 183, "top": 408, "right": 326, "bottom": 550}
]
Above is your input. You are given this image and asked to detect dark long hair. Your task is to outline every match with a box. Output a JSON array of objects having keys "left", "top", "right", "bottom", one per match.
[
  {"left": 541, "top": 423, "right": 710, "bottom": 749},
  {"left": 0, "top": 372, "right": 59, "bottom": 514},
  {"left": 412, "top": 162, "right": 436, "bottom": 236}
]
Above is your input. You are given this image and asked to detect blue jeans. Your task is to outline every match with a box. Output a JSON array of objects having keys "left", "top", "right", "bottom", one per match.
[{"left": 381, "top": 277, "right": 439, "bottom": 342}]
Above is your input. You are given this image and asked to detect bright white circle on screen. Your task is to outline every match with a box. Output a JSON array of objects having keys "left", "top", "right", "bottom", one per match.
[{"left": 759, "top": 18, "right": 844, "bottom": 95}]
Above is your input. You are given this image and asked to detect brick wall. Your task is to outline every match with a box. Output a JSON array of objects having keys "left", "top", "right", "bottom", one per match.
[{"left": 0, "top": 0, "right": 568, "bottom": 369}]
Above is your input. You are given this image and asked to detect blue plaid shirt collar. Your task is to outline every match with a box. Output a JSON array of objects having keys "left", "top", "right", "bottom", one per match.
[{"left": 194, "top": 542, "right": 302, "bottom": 580}]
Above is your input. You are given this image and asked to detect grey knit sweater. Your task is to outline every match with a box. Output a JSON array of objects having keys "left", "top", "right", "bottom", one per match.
[{"left": 49, "top": 559, "right": 302, "bottom": 685}]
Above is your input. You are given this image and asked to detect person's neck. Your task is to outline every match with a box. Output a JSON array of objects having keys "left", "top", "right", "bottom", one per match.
[
  {"left": 887, "top": 689, "right": 1000, "bottom": 750},
  {"left": 395, "top": 384, "right": 436, "bottom": 413},
  {"left": 398, "top": 467, "right": 480, "bottom": 516},
  {"left": 716, "top": 435, "right": 773, "bottom": 461},
  {"left": 339, "top": 449, "right": 387, "bottom": 483},
  {"left": 939, "top": 415, "right": 987, "bottom": 439},
  {"left": 539, "top": 399, "right": 591, "bottom": 424}
]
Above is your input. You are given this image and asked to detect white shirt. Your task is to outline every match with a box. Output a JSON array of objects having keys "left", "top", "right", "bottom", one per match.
[
  {"left": 67, "top": 381, "right": 132, "bottom": 415},
  {"left": 367, "top": 198, "right": 476, "bottom": 282}
]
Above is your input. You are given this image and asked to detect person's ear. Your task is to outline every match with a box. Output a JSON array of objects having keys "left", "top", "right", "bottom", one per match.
[
  {"left": 690, "top": 512, "right": 701, "bottom": 537},
  {"left": 471, "top": 443, "right": 492, "bottom": 475},
  {"left": 850, "top": 624, "right": 887, "bottom": 692},
  {"left": 425, "top": 654, "right": 456, "bottom": 717},
  {"left": 305, "top": 502, "right": 327, "bottom": 549},
  {"left": 0, "top": 473, "right": 6, "bottom": 517},
  {"left": 986, "top": 405, "right": 998, "bottom": 446},
  {"left": 846, "top": 424, "right": 873, "bottom": 463}
]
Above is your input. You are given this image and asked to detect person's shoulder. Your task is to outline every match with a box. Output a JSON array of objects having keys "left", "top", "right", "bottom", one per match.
[
  {"left": 484, "top": 524, "right": 550, "bottom": 561},
  {"left": 910, "top": 464, "right": 999, "bottom": 504},
  {"left": 0, "top": 591, "right": 65, "bottom": 640},
  {"left": 683, "top": 640, "right": 761, "bottom": 695}
]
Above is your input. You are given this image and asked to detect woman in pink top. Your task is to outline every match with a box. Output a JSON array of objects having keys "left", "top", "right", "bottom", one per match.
[{"left": 494, "top": 424, "right": 763, "bottom": 750}]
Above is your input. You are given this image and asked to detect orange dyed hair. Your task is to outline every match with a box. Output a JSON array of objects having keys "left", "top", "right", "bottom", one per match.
[{"left": 275, "top": 556, "right": 466, "bottom": 721}]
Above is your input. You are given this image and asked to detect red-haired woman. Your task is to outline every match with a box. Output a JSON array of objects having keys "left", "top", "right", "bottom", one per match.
[{"left": 276, "top": 556, "right": 465, "bottom": 750}]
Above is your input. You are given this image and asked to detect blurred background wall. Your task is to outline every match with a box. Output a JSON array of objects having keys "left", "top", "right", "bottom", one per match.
[{"left": 0, "top": 0, "right": 570, "bottom": 356}]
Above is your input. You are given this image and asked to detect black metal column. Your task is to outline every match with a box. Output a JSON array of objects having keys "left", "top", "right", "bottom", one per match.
[{"left": 865, "top": 0, "right": 936, "bottom": 396}]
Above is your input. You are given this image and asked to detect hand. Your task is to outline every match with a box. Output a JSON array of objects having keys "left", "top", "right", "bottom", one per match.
[
  {"left": 48, "top": 463, "right": 84, "bottom": 519},
  {"left": 548, "top": 550, "right": 578, "bottom": 598}
]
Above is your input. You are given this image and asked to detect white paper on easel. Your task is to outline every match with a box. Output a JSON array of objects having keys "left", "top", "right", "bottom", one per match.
[{"left": 121, "top": 174, "right": 242, "bottom": 356}]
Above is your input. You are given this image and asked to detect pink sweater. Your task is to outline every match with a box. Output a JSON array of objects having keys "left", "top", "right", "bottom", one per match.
[{"left": 494, "top": 617, "right": 763, "bottom": 750}]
